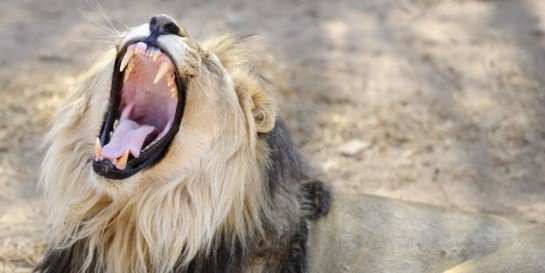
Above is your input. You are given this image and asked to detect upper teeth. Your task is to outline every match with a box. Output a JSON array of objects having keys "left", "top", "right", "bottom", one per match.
[
  {"left": 95, "top": 138, "right": 102, "bottom": 159},
  {"left": 119, "top": 47, "right": 134, "bottom": 72},
  {"left": 135, "top": 41, "right": 147, "bottom": 54},
  {"left": 154, "top": 61, "right": 171, "bottom": 84},
  {"left": 119, "top": 42, "right": 176, "bottom": 94}
]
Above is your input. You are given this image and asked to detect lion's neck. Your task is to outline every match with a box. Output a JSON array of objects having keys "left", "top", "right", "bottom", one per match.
[{"left": 54, "top": 154, "right": 267, "bottom": 273}]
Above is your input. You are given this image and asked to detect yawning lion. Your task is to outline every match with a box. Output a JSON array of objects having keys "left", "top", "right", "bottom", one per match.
[
  {"left": 36, "top": 15, "right": 331, "bottom": 273},
  {"left": 35, "top": 13, "right": 545, "bottom": 273}
]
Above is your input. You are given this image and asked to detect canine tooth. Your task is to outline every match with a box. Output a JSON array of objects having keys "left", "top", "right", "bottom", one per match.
[
  {"left": 113, "top": 119, "right": 119, "bottom": 130},
  {"left": 117, "top": 150, "right": 129, "bottom": 170},
  {"left": 152, "top": 52, "right": 160, "bottom": 61},
  {"left": 171, "top": 87, "right": 178, "bottom": 99},
  {"left": 95, "top": 138, "right": 102, "bottom": 159},
  {"left": 154, "top": 61, "right": 171, "bottom": 84},
  {"left": 119, "top": 48, "right": 135, "bottom": 72}
]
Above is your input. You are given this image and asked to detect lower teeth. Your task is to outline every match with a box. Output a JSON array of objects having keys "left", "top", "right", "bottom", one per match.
[{"left": 142, "top": 139, "right": 159, "bottom": 152}]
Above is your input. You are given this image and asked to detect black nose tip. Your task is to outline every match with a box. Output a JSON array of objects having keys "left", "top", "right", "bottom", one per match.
[{"left": 149, "top": 14, "right": 181, "bottom": 37}]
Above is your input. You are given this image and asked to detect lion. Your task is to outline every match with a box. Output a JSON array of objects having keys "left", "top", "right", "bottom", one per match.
[
  {"left": 309, "top": 193, "right": 545, "bottom": 273},
  {"left": 36, "top": 14, "right": 331, "bottom": 273},
  {"left": 36, "top": 13, "right": 545, "bottom": 273}
]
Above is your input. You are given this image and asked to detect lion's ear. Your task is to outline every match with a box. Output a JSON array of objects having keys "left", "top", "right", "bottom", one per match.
[
  {"left": 249, "top": 87, "right": 276, "bottom": 133},
  {"left": 232, "top": 69, "right": 276, "bottom": 133}
]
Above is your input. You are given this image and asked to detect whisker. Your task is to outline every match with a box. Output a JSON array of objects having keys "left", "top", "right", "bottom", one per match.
[
  {"left": 78, "top": 8, "right": 117, "bottom": 36},
  {"left": 75, "top": 39, "right": 117, "bottom": 45},
  {"left": 91, "top": 35, "right": 119, "bottom": 39},
  {"left": 87, "top": 0, "right": 128, "bottom": 34}
]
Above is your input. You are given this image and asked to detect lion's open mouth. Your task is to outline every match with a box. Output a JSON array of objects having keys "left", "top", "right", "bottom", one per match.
[{"left": 93, "top": 41, "right": 186, "bottom": 180}]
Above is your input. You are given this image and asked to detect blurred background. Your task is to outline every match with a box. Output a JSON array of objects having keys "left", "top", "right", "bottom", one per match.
[{"left": 2, "top": 0, "right": 545, "bottom": 271}]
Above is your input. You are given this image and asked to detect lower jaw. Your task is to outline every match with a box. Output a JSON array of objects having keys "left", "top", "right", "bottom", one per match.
[{"left": 92, "top": 134, "right": 175, "bottom": 180}]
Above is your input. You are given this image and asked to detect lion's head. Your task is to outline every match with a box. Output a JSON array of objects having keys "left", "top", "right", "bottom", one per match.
[{"left": 40, "top": 15, "right": 284, "bottom": 273}]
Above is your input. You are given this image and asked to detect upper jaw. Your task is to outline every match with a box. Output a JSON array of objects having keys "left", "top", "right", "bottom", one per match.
[
  {"left": 119, "top": 24, "right": 152, "bottom": 50},
  {"left": 92, "top": 38, "right": 187, "bottom": 180},
  {"left": 119, "top": 41, "right": 179, "bottom": 99}
]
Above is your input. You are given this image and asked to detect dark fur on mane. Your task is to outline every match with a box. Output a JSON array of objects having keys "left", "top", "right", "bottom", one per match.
[{"left": 35, "top": 118, "right": 331, "bottom": 273}]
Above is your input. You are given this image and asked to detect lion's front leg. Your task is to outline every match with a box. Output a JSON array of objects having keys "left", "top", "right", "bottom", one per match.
[{"left": 280, "top": 221, "right": 310, "bottom": 273}]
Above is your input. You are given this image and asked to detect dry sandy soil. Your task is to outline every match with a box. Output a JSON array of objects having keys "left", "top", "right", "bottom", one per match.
[{"left": 2, "top": 0, "right": 545, "bottom": 271}]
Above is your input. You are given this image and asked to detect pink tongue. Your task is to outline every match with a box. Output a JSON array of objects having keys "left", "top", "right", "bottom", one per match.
[{"left": 100, "top": 118, "right": 156, "bottom": 160}]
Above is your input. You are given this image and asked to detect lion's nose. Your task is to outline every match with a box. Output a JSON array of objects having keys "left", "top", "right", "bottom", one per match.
[{"left": 149, "top": 14, "right": 181, "bottom": 37}]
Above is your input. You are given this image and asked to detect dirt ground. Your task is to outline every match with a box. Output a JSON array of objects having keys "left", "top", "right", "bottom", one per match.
[{"left": 2, "top": 0, "right": 545, "bottom": 271}]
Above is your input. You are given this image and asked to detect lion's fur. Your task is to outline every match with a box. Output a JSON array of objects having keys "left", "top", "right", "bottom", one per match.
[
  {"left": 308, "top": 193, "right": 545, "bottom": 273},
  {"left": 38, "top": 24, "right": 327, "bottom": 273}
]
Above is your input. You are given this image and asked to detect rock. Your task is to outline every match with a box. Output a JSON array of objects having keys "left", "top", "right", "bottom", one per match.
[{"left": 338, "top": 139, "right": 371, "bottom": 156}]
